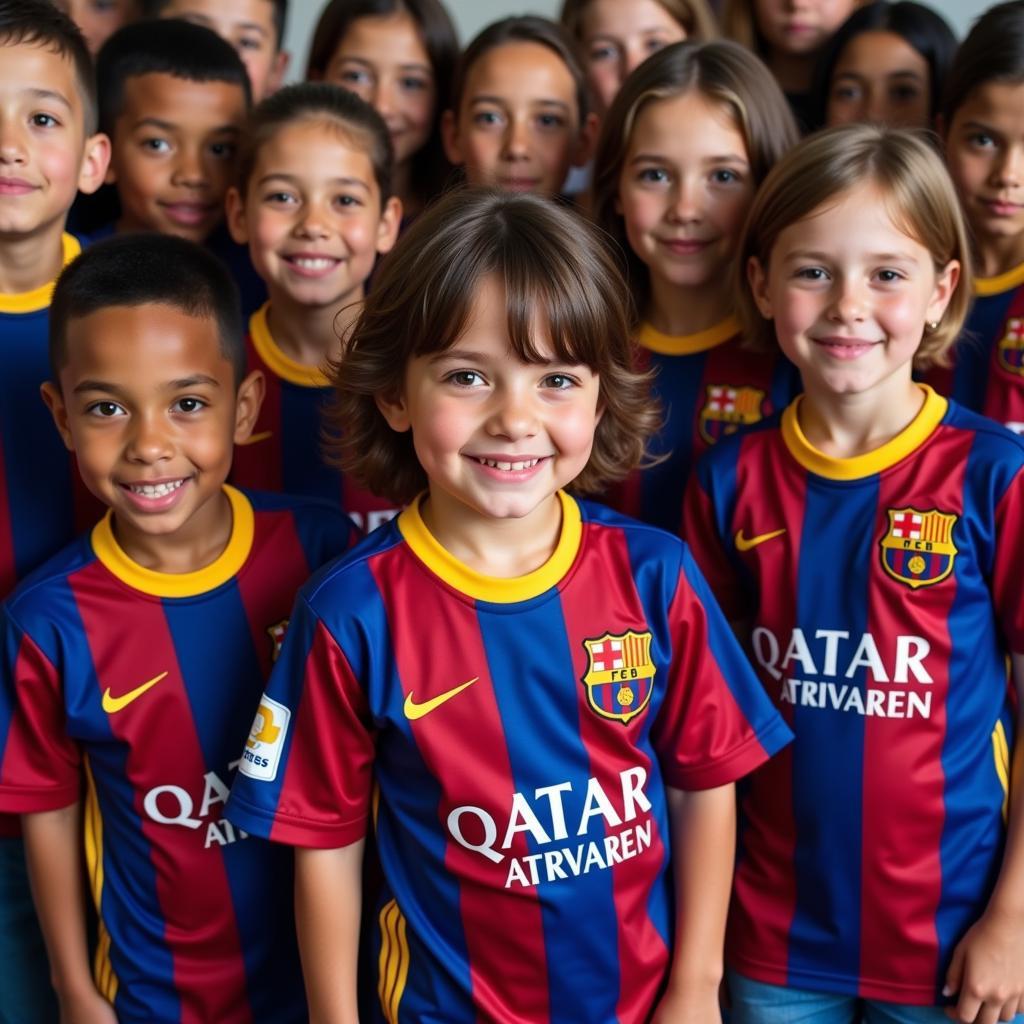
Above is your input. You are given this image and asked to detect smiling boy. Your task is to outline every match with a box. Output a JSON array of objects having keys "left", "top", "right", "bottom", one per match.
[{"left": 0, "top": 233, "right": 355, "bottom": 1024}]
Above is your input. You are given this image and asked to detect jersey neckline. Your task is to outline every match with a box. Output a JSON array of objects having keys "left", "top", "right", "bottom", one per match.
[
  {"left": 0, "top": 234, "right": 81, "bottom": 314},
  {"left": 90, "top": 485, "right": 255, "bottom": 598},
  {"left": 781, "top": 384, "right": 947, "bottom": 481},
  {"left": 975, "top": 260, "right": 1024, "bottom": 297},
  {"left": 637, "top": 315, "right": 741, "bottom": 355},
  {"left": 397, "top": 491, "right": 582, "bottom": 603},
  {"left": 249, "top": 302, "right": 331, "bottom": 388}
]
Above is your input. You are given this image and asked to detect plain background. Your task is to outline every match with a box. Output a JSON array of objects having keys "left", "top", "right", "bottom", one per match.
[{"left": 281, "top": 0, "right": 993, "bottom": 83}]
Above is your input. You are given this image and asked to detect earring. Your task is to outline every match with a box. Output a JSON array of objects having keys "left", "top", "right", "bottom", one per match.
[{"left": 926, "top": 320, "right": 940, "bottom": 332}]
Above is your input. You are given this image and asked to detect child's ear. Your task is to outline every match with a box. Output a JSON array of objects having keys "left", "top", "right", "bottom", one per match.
[
  {"left": 747, "top": 256, "right": 773, "bottom": 320},
  {"left": 927, "top": 259, "right": 960, "bottom": 325},
  {"left": 376, "top": 390, "right": 411, "bottom": 433},
  {"left": 78, "top": 132, "right": 112, "bottom": 196},
  {"left": 40, "top": 381, "right": 74, "bottom": 451},
  {"left": 225, "top": 187, "right": 249, "bottom": 245},
  {"left": 441, "top": 109, "right": 463, "bottom": 166},
  {"left": 572, "top": 112, "right": 600, "bottom": 168},
  {"left": 376, "top": 196, "right": 403, "bottom": 255},
  {"left": 266, "top": 49, "right": 291, "bottom": 95},
  {"left": 232, "top": 369, "right": 266, "bottom": 444}
]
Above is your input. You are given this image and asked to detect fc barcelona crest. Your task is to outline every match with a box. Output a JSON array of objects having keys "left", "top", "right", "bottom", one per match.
[
  {"left": 880, "top": 507, "right": 959, "bottom": 589},
  {"left": 266, "top": 619, "right": 289, "bottom": 662},
  {"left": 997, "top": 317, "right": 1024, "bottom": 377},
  {"left": 581, "top": 630, "right": 655, "bottom": 725},
  {"left": 698, "top": 384, "right": 766, "bottom": 444}
]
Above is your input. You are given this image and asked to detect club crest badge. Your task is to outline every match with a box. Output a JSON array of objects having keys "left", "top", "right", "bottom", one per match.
[
  {"left": 997, "top": 317, "right": 1024, "bottom": 377},
  {"left": 880, "top": 508, "right": 958, "bottom": 589},
  {"left": 266, "top": 619, "right": 288, "bottom": 662},
  {"left": 581, "top": 630, "right": 655, "bottom": 724},
  {"left": 698, "top": 385, "right": 766, "bottom": 444}
]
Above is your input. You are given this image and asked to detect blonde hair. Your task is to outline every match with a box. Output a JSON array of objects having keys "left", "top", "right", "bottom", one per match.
[
  {"left": 737, "top": 124, "right": 972, "bottom": 369},
  {"left": 560, "top": 0, "right": 718, "bottom": 43}
]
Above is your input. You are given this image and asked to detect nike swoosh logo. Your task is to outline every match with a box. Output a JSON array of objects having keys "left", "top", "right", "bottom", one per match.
[
  {"left": 735, "top": 528, "right": 786, "bottom": 552},
  {"left": 102, "top": 671, "right": 168, "bottom": 714},
  {"left": 404, "top": 678, "right": 478, "bottom": 721},
  {"left": 237, "top": 430, "right": 273, "bottom": 446}
]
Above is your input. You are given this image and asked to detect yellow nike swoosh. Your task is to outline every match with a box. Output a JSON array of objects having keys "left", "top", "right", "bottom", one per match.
[
  {"left": 102, "top": 671, "right": 168, "bottom": 714},
  {"left": 404, "top": 678, "right": 479, "bottom": 721},
  {"left": 237, "top": 430, "right": 273, "bottom": 446},
  {"left": 735, "top": 528, "right": 786, "bottom": 552}
]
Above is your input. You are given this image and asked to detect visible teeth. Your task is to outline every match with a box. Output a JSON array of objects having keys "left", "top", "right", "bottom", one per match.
[
  {"left": 476, "top": 458, "right": 540, "bottom": 471},
  {"left": 129, "top": 480, "right": 184, "bottom": 498},
  {"left": 291, "top": 257, "right": 335, "bottom": 270}
]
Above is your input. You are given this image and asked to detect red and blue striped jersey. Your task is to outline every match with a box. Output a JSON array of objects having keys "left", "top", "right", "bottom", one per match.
[
  {"left": 0, "top": 486, "right": 357, "bottom": 1023},
  {"left": 230, "top": 305, "right": 401, "bottom": 533},
  {"left": 926, "top": 264, "right": 1024, "bottom": 433},
  {"left": 227, "top": 494, "right": 791, "bottom": 1024},
  {"left": 0, "top": 233, "right": 103, "bottom": 838},
  {"left": 605, "top": 318, "right": 800, "bottom": 532},
  {"left": 683, "top": 386, "right": 1024, "bottom": 1004}
]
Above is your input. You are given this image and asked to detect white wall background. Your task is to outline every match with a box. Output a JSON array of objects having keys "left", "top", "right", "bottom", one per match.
[{"left": 282, "top": 0, "right": 994, "bottom": 81}]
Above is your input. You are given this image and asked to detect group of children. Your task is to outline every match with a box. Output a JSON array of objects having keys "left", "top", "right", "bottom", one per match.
[{"left": 2, "top": 0, "right": 1024, "bottom": 1022}]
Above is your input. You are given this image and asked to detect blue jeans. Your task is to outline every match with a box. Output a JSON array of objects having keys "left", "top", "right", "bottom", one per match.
[
  {"left": 0, "top": 837, "right": 59, "bottom": 1024},
  {"left": 727, "top": 969, "right": 1024, "bottom": 1024}
]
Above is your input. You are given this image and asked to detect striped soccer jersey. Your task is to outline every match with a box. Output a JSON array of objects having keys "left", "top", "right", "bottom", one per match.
[
  {"left": 0, "top": 487, "right": 356, "bottom": 1022},
  {"left": 684, "top": 385, "right": 1024, "bottom": 1004},
  {"left": 227, "top": 493, "right": 791, "bottom": 1023}
]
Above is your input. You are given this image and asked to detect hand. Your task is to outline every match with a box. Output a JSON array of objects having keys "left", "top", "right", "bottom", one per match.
[
  {"left": 649, "top": 985, "right": 723, "bottom": 1024},
  {"left": 58, "top": 986, "right": 118, "bottom": 1024},
  {"left": 943, "top": 907, "right": 1024, "bottom": 1023}
]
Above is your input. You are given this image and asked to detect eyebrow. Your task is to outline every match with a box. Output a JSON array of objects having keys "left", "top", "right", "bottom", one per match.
[
  {"left": 25, "top": 87, "right": 72, "bottom": 111},
  {"left": 628, "top": 152, "right": 749, "bottom": 165},
  {"left": 256, "top": 172, "right": 370, "bottom": 191},
  {"left": 132, "top": 117, "right": 240, "bottom": 135},
  {"left": 183, "top": 11, "right": 268, "bottom": 36},
  {"left": 470, "top": 95, "right": 571, "bottom": 112},
  {"left": 783, "top": 249, "right": 921, "bottom": 262},
  {"left": 337, "top": 55, "right": 432, "bottom": 73},
  {"left": 834, "top": 70, "right": 924, "bottom": 81},
  {"left": 73, "top": 375, "right": 222, "bottom": 395}
]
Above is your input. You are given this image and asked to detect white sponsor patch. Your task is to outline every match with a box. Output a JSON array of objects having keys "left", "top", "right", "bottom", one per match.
[{"left": 239, "top": 695, "right": 291, "bottom": 782}]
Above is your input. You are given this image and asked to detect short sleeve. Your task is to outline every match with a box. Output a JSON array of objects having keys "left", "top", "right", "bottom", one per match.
[
  {"left": 651, "top": 546, "right": 791, "bottom": 790},
  {"left": 0, "top": 608, "right": 80, "bottom": 811},
  {"left": 226, "top": 593, "right": 376, "bottom": 848}
]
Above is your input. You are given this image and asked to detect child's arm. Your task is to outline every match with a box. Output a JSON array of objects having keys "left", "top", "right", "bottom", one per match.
[
  {"left": 651, "top": 784, "right": 734, "bottom": 1024},
  {"left": 943, "top": 651, "right": 1024, "bottom": 1023},
  {"left": 295, "top": 840, "right": 365, "bottom": 1024},
  {"left": 22, "top": 805, "right": 117, "bottom": 1024}
]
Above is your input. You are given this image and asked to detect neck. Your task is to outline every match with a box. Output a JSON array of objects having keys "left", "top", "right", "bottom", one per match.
[
  {"left": 768, "top": 49, "right": 814, "bottom": 94},
  {"left": 392, "top": 160, "right": 419, "bottom": 221},
  {"left": 974, "top": 231, "right": 1024, "bottom": 280},
  {"left": 0, "top": 223, "right": 65, "bottom": 294},
  {"left": 420, "top": 489, "right": 563, "bottom": 578},
  {"left": 647, "top": 273, "right": 732, "bottom": 336},
  {"left": 266, "top": 289, "right": 363, "bottom": 367},
  {"left": 111, "top": 488, "right": 233, "bottom": 574},
  {"left": 798, "top": 376, "right": 924, "bottom": 459}
]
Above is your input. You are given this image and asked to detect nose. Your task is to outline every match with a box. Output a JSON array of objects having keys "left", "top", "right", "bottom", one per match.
[
  {"left": 828, "top": 275, "right": 868, "bottom": 323},
  {"left": 864, "top": 90, "right": 888, "bottom": 126},
  {"left": 668, "top": 176, "right": 701, "bottom": 223},
  {"left": 486, "top": 384, "right": 537, "bottom": 440},
  {"left": 623, "top": 41, "right": 646, "bottom": 81},
  {"left": 992, "top": 144, "right": 1024, "bottom": 189},
  {"left": 171, "top": 143, "right": 208, "bottom": 189},
  {"left": 295, "top": 196, "right": 331, "bottom": 239},
  {"left": 126, "top": 412, "right": 174, "bottom": 464},
  {"left": 374, "top": 76, "right": 397, "bottom": 122},
  {"left": 502, "top": 114, "right": 530, "bottom": 161},
  {"left": 0, "top": 116, "right": 26, "bottom": 164}
]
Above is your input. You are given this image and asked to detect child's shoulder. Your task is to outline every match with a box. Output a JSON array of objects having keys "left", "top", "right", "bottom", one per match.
[
  {"left": 243, "top": 488, "right": 360, "bottom": 549},
  {"left": 942, "top": 399, "right": 1024, "bottom": 469},
  {"left": 3, "top": 533, "right": 98, "bottom": 628}
]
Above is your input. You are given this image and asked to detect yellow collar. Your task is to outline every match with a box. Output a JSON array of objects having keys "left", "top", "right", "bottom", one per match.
[
  {"left": 0, "top": 234, "right": 81, "bottom": 314},
  {"left": 781, "top": 384, "right": 947, "bottom": 481},
  {"left": 637, "top": 315, "right": 740, "bottom": 355},
  {"left": 91, "top": 486, "right": 254, "bottom": 598},
  {"left": 249, "top": 303, "right": 331, "bottom": 388},
  {"left": 975, "top": 261, "right": 1024, "bottom": 298},
  {"left": 397, "top": 491, "right": 582, "bottom": 603}
]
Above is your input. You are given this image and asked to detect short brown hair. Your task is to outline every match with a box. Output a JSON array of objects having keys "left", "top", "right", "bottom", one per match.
[
  {"left": 332, "top": 188, "right": 658, "bottom": 504},
  {"left": 591, "top": 40, "right": 798, "bottom": 314},
  {"left": 560, "top": 0, "right": 718, "bottom": 43},
  {"left": 737, "top": 124, "right": 972, "bottom": 368}
]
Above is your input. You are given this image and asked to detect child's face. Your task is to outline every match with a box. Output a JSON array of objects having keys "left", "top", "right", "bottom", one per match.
[
  {"left": 42, "top": 303, "right": 262, "bottom": 558},
  {"left": 227, "top": 120, "right": 401, "bottom": 311},
  {"left": 748, "top": 182, "right": 957, "bottom": 401},
  {"left": 155, "top": 0, "right": 286, "bottom": 102},
  {"left": 377, "top": 274, "right": 602, "bottom": 530},
  {"left": 754, "top": 0, "right": 858, "bottom": 57},
  {"left": 443, "top": 42, "right": 591, "bottom": 197},
  {"left": 580, "top": 0, "right": 686, "bottom": 117},
  {"left": 826, "top": 31, "right": 930, "bottom": 130},
  {"left": 944, "top": 82, "right": 1024, "bottom": 257},
  {"left": 60, "top": 0, "right": 137, "bottom": 54},
  {"left": 323, "top": 12, "right": 436, "bottom": 172},
  {"left": 107, "top": 72, "right": 246, "bottom": 243},
  {"left": 0, "top": 42, "right": 108, "bottom": 243},
  {"left": 617, "top": 92, "right": 753, "bottom": 296}
]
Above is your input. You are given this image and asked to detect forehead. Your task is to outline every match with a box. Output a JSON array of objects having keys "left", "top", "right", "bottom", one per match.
[
  {"left": 63, "top": 303, "right": 232, "bottom": 379},
  {"left": 160, "top": 0, "right": 275, "bottom": 33},
  {"left": 334, "top": 12, "right": 429, "bottom": 63},
  {"left": 834, "top": 31, "right": 928, "bottom": 78},
  {"left": 252, "top": 120, "right": 379, "bottom": 186},
  {"left": 0, "top": 40, "right": 83, "bottom": 118},
  {"left": 117, "top": 72, "right": 247, "bottom": 128},
  {"left": 581, "top": 0, "right": 684, "bottom": 38},
  {"left": 628, "top": 91, "right": 747, "bottom": 157},
  {"left": 953, "top": 80, "right": 1024, "bottom": 132},
  {"left": 465, "top": 42, "right": 576, "bottom": 104}
]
